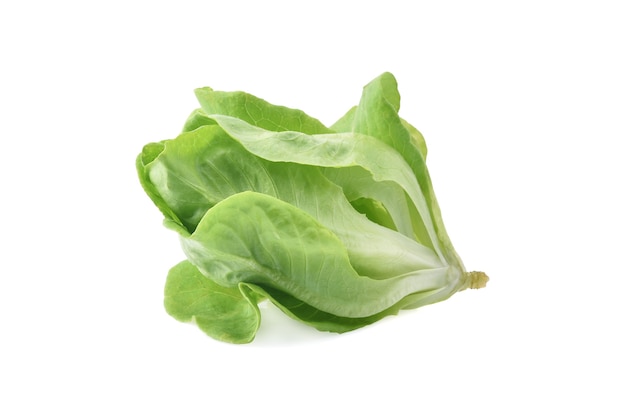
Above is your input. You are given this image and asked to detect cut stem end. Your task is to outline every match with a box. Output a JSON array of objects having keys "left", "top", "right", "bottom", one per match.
[{"left": 466, "top": 271, "right": 489, "bottom": 289}]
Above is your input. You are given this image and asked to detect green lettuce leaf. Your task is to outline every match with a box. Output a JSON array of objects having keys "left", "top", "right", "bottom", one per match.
[
  {"left": 194, "top": 87, "right": 332, "bottom": 134},
  {"left": 165, "top": 260, "right": 260, "bottom": 344},
  {"left": 181, "top": 190, "right": 453, "bottom": 318}
]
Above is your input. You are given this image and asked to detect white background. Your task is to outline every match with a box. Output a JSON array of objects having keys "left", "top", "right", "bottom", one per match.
[{"left": 2, "top": 1, "right": 625, "bottom": 418}]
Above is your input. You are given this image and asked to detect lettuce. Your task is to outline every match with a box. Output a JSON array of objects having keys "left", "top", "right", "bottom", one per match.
[{"left": 137, "top": 72, "right": 487, "bottom": 343}]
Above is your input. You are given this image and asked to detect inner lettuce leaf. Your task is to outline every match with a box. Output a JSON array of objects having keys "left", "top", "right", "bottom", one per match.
[{"left": 137, "top": 72, "right": 488, "bottom": 343}]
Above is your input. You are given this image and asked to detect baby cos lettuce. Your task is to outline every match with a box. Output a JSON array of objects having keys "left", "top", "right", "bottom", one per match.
[{"left": 137, "top": 72, "right": 487, "bottom": 343}]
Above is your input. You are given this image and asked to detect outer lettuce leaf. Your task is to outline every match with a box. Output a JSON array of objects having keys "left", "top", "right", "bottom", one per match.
[
  {"left": 165, "top": 260, "right": 261, "bottom": 344},
  {"left": 136, "top": 142, "right": 187, "bottom": 236},
  {"left": 165, "top": 260, "right": 453, "bottom": 337},
  {"left": 241, "top": 283, "right": 451, "bottom": 333},
  {"left": 181, "top": 191, "right": 454, "bottom": 318},
  {"left": 194, "top": 87, "right": 332, "bottom": 134}
]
